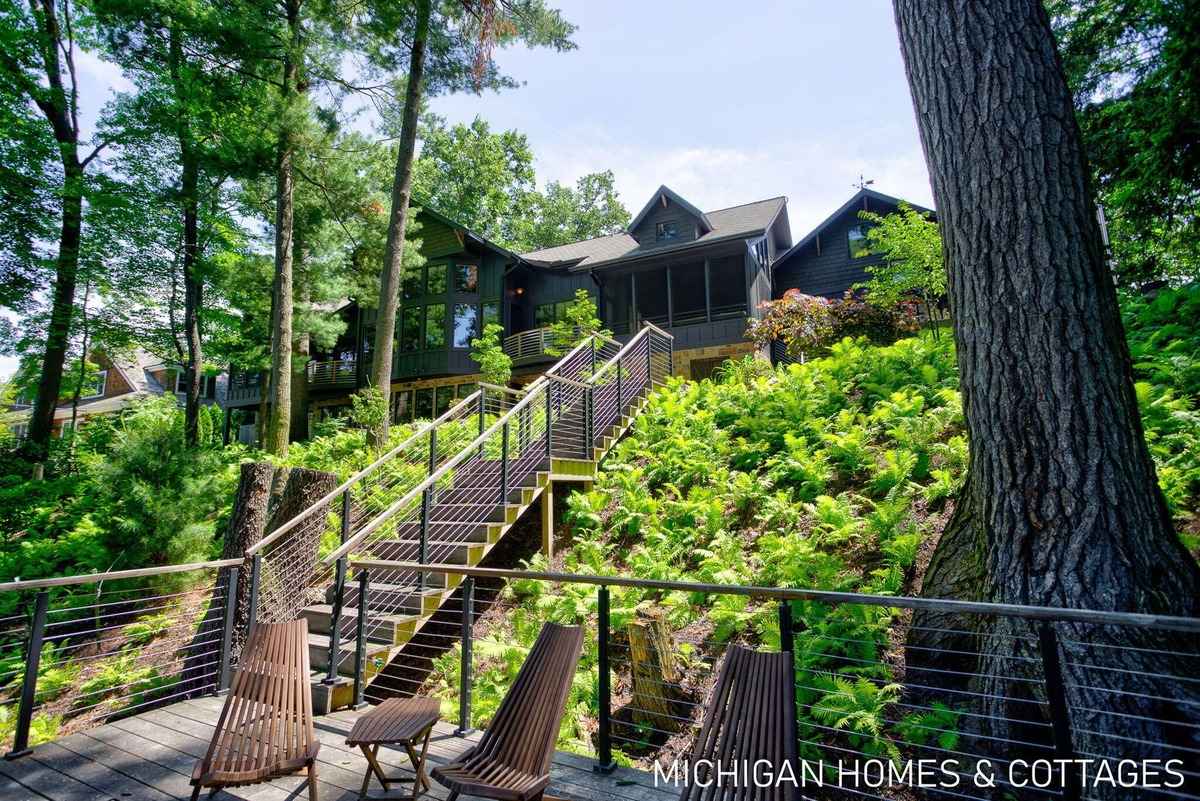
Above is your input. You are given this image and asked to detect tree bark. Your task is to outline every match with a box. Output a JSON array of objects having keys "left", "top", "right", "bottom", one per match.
[
  {"left": 893, "top": 0, "right": 1200, "bottom": 788},
  {"left": 626, "top": 610, "right": 689, "bottom": 734},
  {"left": 370, "top": 0, "right": 431, "bottom": 448},
  {"left": 290, "top": 268, "right": 310, "bottom": 442},
  {"left": 264, "top": 0, "right": 303, "bottom": 457}
]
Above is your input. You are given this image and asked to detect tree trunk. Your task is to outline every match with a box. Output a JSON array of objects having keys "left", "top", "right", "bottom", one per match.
[
  {"left": 370, "top": 0, "right": 431, "bottom": 448},
  {"left": 626, "top": 609, "right": 689, "bottom": 734},
  {"left": 264, "top": 0, "right": 303, "bottom": 458},
  {"left": 290, "top": 275, "right": 310, "bottom": 442},
  {"left": 893, "top": 0, "right": 1200, "bottom": 788},
  {"left": 67, "top": 277, "right": 91, "bottom": 441}
]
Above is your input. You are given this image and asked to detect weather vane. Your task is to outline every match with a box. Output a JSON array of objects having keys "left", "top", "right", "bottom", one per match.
[{"left": 853, "top": 174, "right": 875, "bottom": 190}]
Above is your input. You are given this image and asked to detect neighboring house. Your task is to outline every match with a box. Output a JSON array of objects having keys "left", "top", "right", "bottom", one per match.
[
  {"left": 773, "top": 187, "right": 934, "bottom": 299},
  {"left": 7, "top": 349, "right": 226, "bottom": 439},
  {"left": 225, "top": 186, "right": 932, "bottom": 442}
]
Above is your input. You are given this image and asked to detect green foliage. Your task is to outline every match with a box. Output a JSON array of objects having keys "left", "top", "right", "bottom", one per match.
[
  {"left": 124, "top": 612, "right": 172, "bottom": 647},
  {"left": 811, "top": 676, "right": 903, "bottom": 761},
  {"left": 470, "top": 322, "right": 513, "bottom": 386},
  {"left": 747, "top": 292, "right": 920, "bottom": 360},
  {"left": 546, "top": 289, "right": 609, "bottom": 357},
  {"left": 350, "top": 387, "right": 389, "bottom": 445},
  {"left": 856, "top": 203, "right": 947, "bottom": 333}
]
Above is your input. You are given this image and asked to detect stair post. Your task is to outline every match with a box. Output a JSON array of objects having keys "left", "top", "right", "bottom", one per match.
[
  {"left": 418, "top": 487, "right": 430, "bottom": 593},
  {"left": 667, "top": 334, "right": 674, "bottom": 377},
  {"left": 477, "top": 389, "right": 486, "bottom": 459},
  {"left": 544, "top": 384, "right": 553, "bottom": 458},
  {"left": 500, "top": 421, "right": 510, "bottom": 505},
  {"left": 247, "top": 553, "right": 262, "bottom": 633},
  {"left": 645, "top": 334, "right": 653, "bottom": 394},
  {"left": 352, "top": 568, "right": 370, "bottom": 709},
  {"left": 325, "top": 490, "right": 352, "bottom": 686},
  {"left": 616, "top": 355, "right": 623, "bottom": 412},
  {"left": 456, "top": 576, "right": 475, "bottom": 737},
  {"left": 581, "top": 386, "right": 591, "bottom": 458},
  {"left": 594, "top": 584, "right": 615, "bottom": 773},
  {"left": 217, "top": 565, "right": 240, "bottom": 694}
]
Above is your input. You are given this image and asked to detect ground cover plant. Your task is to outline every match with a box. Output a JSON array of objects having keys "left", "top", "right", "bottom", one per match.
[{"left": 426, "top": 285, "right": 1200, "bottom": 766}]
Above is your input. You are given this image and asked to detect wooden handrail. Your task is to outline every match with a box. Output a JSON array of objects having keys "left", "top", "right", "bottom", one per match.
[
  {"left": 245, "top": 389, "right": 483, "bottom": 556},
  {"left": 0, "top": 558, "right": 243, "bottom": 593},
  {"left": 350, "top": 560, "right": 1200, "bottom": 633}
]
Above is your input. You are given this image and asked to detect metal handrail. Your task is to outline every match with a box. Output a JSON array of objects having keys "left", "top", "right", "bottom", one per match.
[
  {"left": 588, "top": 326, "right": 655, "bottom": 384},
  {"left": 322, "top": 329, "right": 653, "bottom": 565},
  {"left": 0, "top": 558, "right": 243, "bottom": 593},
  {"left": 349, "top": 560, "right": 1200, "bottom": 633},
  {"left": 244, "top": 388, "right": 484, "bottom": 556}
]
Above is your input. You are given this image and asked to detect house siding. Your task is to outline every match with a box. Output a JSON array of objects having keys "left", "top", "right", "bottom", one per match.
[
  {"left": 630, "top": 198, "right": 700, "bottom": 247},
  {"left": 773, "top": 198, "right": 900, "bottom": 299}
]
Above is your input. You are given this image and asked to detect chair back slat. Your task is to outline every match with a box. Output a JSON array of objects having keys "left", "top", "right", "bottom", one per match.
[{"left": 681, "top": 645, "right": 797, "bottom": 801}]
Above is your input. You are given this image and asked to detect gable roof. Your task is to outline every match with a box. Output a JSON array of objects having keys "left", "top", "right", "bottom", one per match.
[
  {"left": 777, "top": 188, "right": 934, "bottom": 265},
  {"left": 626, "top": 185, "right": 713, "bottom": 236},
  {"left": 521, "top": 195, "right": 788, "bottom": 272}
]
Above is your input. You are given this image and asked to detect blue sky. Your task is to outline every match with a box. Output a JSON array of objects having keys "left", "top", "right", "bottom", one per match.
[{"left": 2, "top": 0, "right": 932, "bottom": 378}]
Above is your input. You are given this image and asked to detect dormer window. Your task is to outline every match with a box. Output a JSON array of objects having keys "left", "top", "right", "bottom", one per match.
[{"left": 655, "top": 220, "right": 679, "bottom": 242}]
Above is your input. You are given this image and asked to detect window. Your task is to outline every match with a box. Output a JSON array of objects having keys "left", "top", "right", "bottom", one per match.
[
  {"left": 671, "top": 261, "right": 706, "bottom": 326},
  {"left": 655, "top": 220, "right": 679, "bottom": 242},
  {"left": 635, "top": 269, "right": 668, "bottom": 326},
  {"left": 425, "top": 304, "right": 446, "bottom": 349},
  {"left": 754, "top": 239, "right": 769, "bottom": 267},
  {"left": 82, "top": 370, "right": 107, "bottom": 399},
  {"left": 173, "top": 371, "right": 216, "bottom": 399},
  {"left": 414, "top": 388, "right": 434, "bottom": 419},
  {"left": 401, "top": 307, "right": 422, "bottom": 352},
  {"left": 452, "top": 303, "right": 478, "bottom": 348},
  {"left": 456, "top": 382, "right": 477, "bottom": 399},
  {"left": 482, "top": 301, "right": 500, "bottom": 330},
  {"left": 535, "top": 302, "right": 556, "bottom": 327},
  {"left": 393, "top": 389, "right": 413, "bottom": 424},
  {"left": 427, "top": 263, "right": 448, "bottom": 295},
  {"left": 708, "top": 255, "right": 747, "bottom": 320},
  {"left": 403, "top": 267, "right": 423, "bottom": 300},
  {"left": 362, "top": 324, "right": 377, "bottom": 364},
  {"left": 435, "top": 385, "right": 455, "bottom": 415},
  {"left": 455, "top": 264, "right": 478, "bottom": 293},
  {"left": 848, "top": 224, "right": 872, "bottom": 259}
]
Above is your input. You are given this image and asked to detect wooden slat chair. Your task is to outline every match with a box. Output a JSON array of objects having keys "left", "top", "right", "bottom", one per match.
[
  {"left": 433, "top": 622, "right": 584, "bottom": 801},
  {"left": 190, "top": 619, "right": 321, "bottom": 801},
  {"left": 681, "top": 645, "right": 798, "bottom": 801}
]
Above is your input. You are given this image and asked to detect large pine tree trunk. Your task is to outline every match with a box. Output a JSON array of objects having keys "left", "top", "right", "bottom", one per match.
[
  {"left": 893, "top": 0, "right": 1200, "bottom": 788},
  {"left": 370, "top": 0, "right": 430, "bottom": 448}
]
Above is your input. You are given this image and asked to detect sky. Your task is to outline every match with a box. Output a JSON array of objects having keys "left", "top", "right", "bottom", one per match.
[{"left": 1, "top": 0, "right": 933, "bottom": 379}]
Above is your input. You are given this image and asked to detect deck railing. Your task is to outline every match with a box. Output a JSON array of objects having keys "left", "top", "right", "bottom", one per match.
[
  {"left": 503, "top": 327, "right": 556, "bottom": 362},
  {"left": 305, "top": 358, "right": 358, "bottom": 387},
  {"left": 0, "top": 560, "right": 242, "bottom": 758},
  {"left": 344, "top": 560, "right": 1200, "bottom": 801}
]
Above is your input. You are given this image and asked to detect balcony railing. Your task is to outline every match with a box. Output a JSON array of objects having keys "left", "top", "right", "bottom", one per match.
[
  {"left": 306, "top": 358, "right": 358, "bottom": 388},
  {"left": 502, "top": 327, "right": 556, "bottom": 363}
]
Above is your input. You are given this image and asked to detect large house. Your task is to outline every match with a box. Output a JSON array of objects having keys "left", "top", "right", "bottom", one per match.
[{"left": 223, "top": 186, "right": 928, "bottom": 440}]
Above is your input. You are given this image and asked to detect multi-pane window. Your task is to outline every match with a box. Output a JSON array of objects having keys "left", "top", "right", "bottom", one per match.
[
  {"left": 655, "top": 220, "right": 679, "bottom": 242},
  {"left": 453, "top": 303, "right": 478, "bottom": 348},
  {"left": 482, "top": 301, "right": 500, "bottom": 330},
  {"left": 425, "top": 304, "right": 446, "bottom": 349},
  {"left": 435, "top": 385, "right": 455, "bottom": 415},
  {"left": 848, "top": 224, "right": 872, "bottom": 259},
  {"left": 83, "top": 370, "right": 107, "bottom": 399},
  {"left": 455, "top": 264, "right": 478, "bottom": 293},
  {"left": 393, "top": 389, "right": 413, "bottom": 424},
  {"left": 414, "top": 388, "right": 434, "bottom": 419},
  {"left": 401, "top": 307, "right": 422, "bottom": 352},
  {"left": 403, "top": 268, "right": 423, "bottom": 300},
  {"left": 535, "top": 303, "right": 555, "bottom": 327},
  {"left": 427, "top": 263, "right": 448, "bottom": 295},
  {"left": 456, "top": 382, "right": 477, "bottom": 399}
]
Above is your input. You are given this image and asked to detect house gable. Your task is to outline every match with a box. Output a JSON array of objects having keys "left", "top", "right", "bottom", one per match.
[{"left": 627, "top": 186, "right": 712, "bottom": 247}]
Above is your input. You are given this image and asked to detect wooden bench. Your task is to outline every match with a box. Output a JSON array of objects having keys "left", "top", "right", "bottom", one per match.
[
  {"left": 432, "top": 622, "right": 583, "bottom": 801},
  {"left": 681, "top": 645, "right": 798, "bottom": 801},
  {"left": 190, "top": 619, "right": 320, "bottom": 800}
]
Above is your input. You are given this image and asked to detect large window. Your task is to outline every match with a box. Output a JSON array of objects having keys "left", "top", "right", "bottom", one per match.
[
  {"left": 848, "top": 225, "right": 872, "bottom": 259},
  {"left": 708, "top": 255, "right": 747, "bottom": 320},
  {"left": 670, "top": 261, "right": 706, "bottom": 326},
  {"left": 435, "top": 385, "right": 455, "bottom": 415},
  {"left": 453, "top": 303, "right": 478, "bottom": 348},
  {"left": 635, "top": 269, "right": 668, "bottom": 326},
  {"left": 535, "top": 302, "right": 555, "bottom": 327},
  {"left": 82, "top": 370, "right": 107, "bottom": 399},
  {"left": 655, "top": 220, "right": 679, "bottom": 242},
  {"left": 427, "top": 263, "right": 448, "bottom": 295},
  {"left": 393, "top": 389, "right": 413, "bottom": 423},
  {"left": 482, "top": 301, "right": 500, "bottom": 330},
  {"left": 403, "top": 268, "right": 423, "bottom": 300},
  {"left": 414, "top": 388, "right": 434, "bottom": 419},
  {"left": 401, "top": 307, "right": 422, "bottom": 352},
  {"left": 173, "top": 371, "right": 217, "bottom": 399},
  {"left": 455, "top": 264, "right": 478, "bottom": 293},
  {"left": 425, "top": 304, "right": 446, "bottom": 349}
]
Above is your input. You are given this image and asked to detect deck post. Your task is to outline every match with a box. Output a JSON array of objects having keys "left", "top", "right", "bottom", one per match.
[
  {"left": 5, "top": 590, "right": 49, "bottom": 759},
  {"left": 217, "top": 566, "right": 240, "bottom": 694},
  {"left": 1039, "top": 623, "right": 1082, "bottom": 801},
  {"left": 247, "top": 554, "right": 262, "bottom": 633},
  {"left": 456, "top": 576, "right": 475, "bottom": 736},
  {"left": 594, "top": 584, "right": 615, "bottom": 773},
  {"left": 352, "top": 569, "right": 370, "bottom": 709}
]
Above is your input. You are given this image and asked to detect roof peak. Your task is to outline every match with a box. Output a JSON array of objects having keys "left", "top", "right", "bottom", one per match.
[{"left": 626, "top": 185, "right": 713, "bottom": 235}]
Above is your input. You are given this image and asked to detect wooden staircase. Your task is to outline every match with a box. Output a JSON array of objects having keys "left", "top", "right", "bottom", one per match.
[{"left": 306, "top": 394, "right": 652, "bottom": 711}]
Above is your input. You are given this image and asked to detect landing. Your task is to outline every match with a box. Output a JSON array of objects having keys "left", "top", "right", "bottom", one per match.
[{"left": 0, "top": 695, "right": 674, "bottom": 801}]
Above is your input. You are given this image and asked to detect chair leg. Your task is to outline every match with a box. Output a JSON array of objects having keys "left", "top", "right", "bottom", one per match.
[
  {"left": 308, "top": 759, "right": 320, "bottom": 801},
  {"left": 189, "top": 785, "right": 202, "bottom": 801}
]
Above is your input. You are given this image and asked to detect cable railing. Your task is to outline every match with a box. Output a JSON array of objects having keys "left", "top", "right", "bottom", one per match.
[
  {"left": 0, "top": 560, "right": 242, "bottom": 759},
  {"left": 346, "top": 560, "right": 1200, "bottom": 801}
]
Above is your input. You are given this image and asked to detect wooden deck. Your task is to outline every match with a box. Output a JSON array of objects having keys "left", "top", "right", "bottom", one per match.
[{"left": 0, "top": 695, "right": 675, "bottom": 801}]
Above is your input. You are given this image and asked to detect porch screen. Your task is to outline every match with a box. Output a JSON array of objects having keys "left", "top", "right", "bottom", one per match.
[
  {"left": 671, "top": 261, "right": 706, "bottom": 325},
  {"left": 635, "top": 269, "right": 668, "bottom": 326},
  {"left": 602, "top": 275, "right": 632, "bottom": 335},
  {"left": 708, "top": 255, "right": 747, "bottom": 320}
]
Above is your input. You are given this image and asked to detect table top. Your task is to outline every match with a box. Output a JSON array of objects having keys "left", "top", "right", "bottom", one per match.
[{"left": 346, "top": 697, "right": 442, "bottom": 746}]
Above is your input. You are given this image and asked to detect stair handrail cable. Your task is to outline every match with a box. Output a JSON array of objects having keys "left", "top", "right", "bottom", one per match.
[
  {"left": 244, "top": 387, "right": 485, "bottom": 556},
  {"left": 323, "top": 326, "right": 668, "bottom": 565}
]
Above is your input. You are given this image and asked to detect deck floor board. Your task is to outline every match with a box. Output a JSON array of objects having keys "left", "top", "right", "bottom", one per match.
[{"left": 7, "top": 696, "right": 679, "bottom": 801}]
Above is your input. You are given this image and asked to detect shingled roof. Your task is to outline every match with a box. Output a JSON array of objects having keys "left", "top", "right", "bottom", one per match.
[{"left": 520, "top": 194, "right": 787, "bottom": 271}]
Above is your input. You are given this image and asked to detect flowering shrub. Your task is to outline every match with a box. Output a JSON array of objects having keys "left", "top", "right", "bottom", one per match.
[{"left": 747, "top": 289, "right": 920, "bottom": 360}]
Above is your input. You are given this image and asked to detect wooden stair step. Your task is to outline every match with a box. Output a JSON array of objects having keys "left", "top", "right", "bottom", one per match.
[
  {"left": 300, "top": 604, "right": 420, "bottom": 645},
  {"left": 307, "top": 631, "right": 392, "bottom": 676}
]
